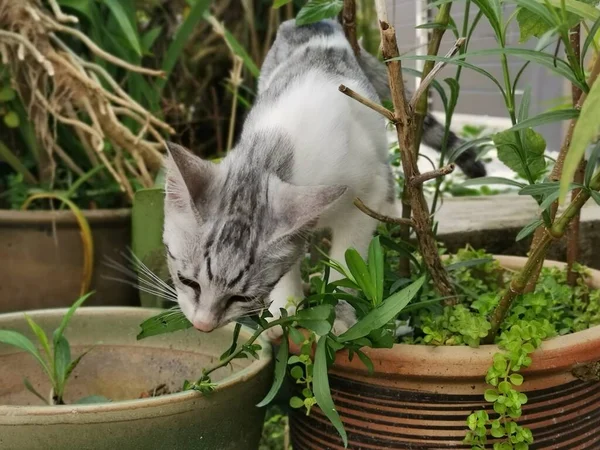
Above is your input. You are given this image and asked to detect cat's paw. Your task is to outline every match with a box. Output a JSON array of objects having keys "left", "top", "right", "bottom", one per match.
[
  {"left": 332, "top": 301, "right": 356, "bottom": 336},
  {"left": 264, "top": 323, "right": 284, "bottom": 342}
]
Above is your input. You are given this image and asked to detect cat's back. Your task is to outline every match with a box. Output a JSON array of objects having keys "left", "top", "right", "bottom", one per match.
[{"left": 257, "top": 19, "right": 377, "bottom": 102}]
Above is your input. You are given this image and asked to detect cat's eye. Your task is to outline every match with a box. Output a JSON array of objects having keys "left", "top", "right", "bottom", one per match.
[
  {"left": 178, "top": 274, "right": 201, "bottom": 292},
  {"left": 226, "top": 295, "right": 250, "bottom": 309}
]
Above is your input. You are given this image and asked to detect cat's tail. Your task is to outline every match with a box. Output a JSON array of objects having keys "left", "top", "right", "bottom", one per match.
[{"left": 356, "top": 48, "right": 487, "bottom": 179}]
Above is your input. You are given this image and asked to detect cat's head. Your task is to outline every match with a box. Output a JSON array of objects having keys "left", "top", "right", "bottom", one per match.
[{"left": 162, "top": 142, "right": 346, "bottom": 332}]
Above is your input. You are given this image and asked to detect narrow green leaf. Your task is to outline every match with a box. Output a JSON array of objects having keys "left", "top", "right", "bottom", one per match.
[
  {"left": 53, "top": 335, "right": 71, "bottom": 387},
  {"left": 23, "top": 377, "right": 48, "bottom": 404},
  {"left": 516, "top": 219, "right": 544, "bottom": 241},
  {"left": 583, "top": 17, "right": 600, "bottom": 60},
  {"left": 505, "top": 109, "right": 580, "bottom": 132},
  {"left": 157, "top": 0, "right": 211, "bottom": 91},
  {"left": 54, "top": 292, "right": 94, "bottom": 346},
  {"left": 102, "top": 0, "right": 142, "bottom": 56},
  {"left": 519, "top": 182, "right": 559, "bottom": 195},
  {"left": 462, "top": 177, "right": 525, "bottom": 188},
  {"left": 447, "top": 137, "right": 493, "bottom": 164},
  {"left": 220, "top": 322, "right": 242, "bottom": 360},
  {"left": 541, "top": 0, "right": 600, "bottom": 20},
  {"left": 0, "top": 330, "right": 50, "bottom": 377},
  {"left": 539, "top": 190, "right": 561, "bottom": 210},
  {"left": 141, "top": 26, "right": 163, "bottom": 53},
  {"left": 296, "top": 0, "right": 344, "bottom": 26},
  {"left": 355, "top": 350, "right": 374, "bottom": 375},
  {"left": 457, "top": 48, "right": 586, "bottom": 92},
  {"left": 345, "top": 248, "right": 375, "bottom": 302},
  {"left": 393, "top": 54, "right": 505, "bottom": 94},
  {"left": 65, "top": 346, "right": 95, "bottom": 381},
  {"left": 338, "top": 277, "right": 425, "bottom": 343},
  {"left": 519, "top": 86, "right": 532, "bottom": 123},
  {"left": 585, "top": 141, "right": 600, "bottom": 186},
  {"left": 313, "top": 337, "right": 347, "bottom": 447},
  {"left": 560, "top": 72, "right": 600, "bottom": 201},
  {"left": 23, "top": 314, "right": 51, "bottom": 364},
  {"left": 0, "top": 139, "right": 37, "bottom": 185},
  {"left": 137, "top": 308, "right": 192, "bottom": 340},
  {"left": 222, "top": 26, "right": 260, "bottom": 78},
  {"left": 257, "top": 330, "right": 289, "bottom": 407},
  {"left": 590, "top": 190, "right": 600, "bottom": 205},
  {"left": 367, "top": 237, "right": 384, "bottom": 306},
  {"left": 471, "top": 0, "right": 503, "bottom": 37}
]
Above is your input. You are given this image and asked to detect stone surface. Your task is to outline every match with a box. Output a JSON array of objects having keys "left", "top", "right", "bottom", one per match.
[{"left": 435, "top": 194, "right": 600, "bottom": 269}]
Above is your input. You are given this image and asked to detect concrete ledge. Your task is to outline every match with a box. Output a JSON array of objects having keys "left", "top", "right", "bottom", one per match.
[{"left": 436, "top": 195, "right": 600, "bottom": 269}]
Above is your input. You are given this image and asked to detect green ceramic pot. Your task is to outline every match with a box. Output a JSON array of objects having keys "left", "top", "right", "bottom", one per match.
[{"left": 0, "top": 307, "right": 273, "bottom": 450}]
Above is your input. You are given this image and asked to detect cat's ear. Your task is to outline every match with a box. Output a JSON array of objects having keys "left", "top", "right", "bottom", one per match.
[
  {"left": 270, "top": 177, "right": 347, "bottom": 236},
  {"left": 164, "top": 142, "right": 217, "bottom": 211}
]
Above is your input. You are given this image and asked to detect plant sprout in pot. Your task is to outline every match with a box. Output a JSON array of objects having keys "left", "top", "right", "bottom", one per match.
[{"left": 138, "top": 0, "right": 600, "bottom": 449}]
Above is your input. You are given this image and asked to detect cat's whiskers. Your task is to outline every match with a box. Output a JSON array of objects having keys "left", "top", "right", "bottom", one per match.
[{"left": 103, "top": 254, "right": 178, "bottom": 302}]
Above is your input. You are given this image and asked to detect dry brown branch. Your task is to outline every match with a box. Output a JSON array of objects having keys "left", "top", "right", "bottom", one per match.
[
  {"left": 47, "top": 0, "right": 78, "bottom": 23},
  {"left": 343, "top": 0, "right": 360, "bottom": 56},
  {"left": 409, "top": 38, "right": 465, "bottom": 111},
  {"left": 375, "top": 0, "right": 456, "bottom": 301},
  {"left": 354, "top": 198, "right": 415, "bottom": 227},
  {"left": 410, "top": 164, "right": 455, "bottom": 186},
  {"left": 43, "top": 17, "right": 165, "bottom": 78},
  {"left": 338, "top": 84, "right": 395, "bottom": 121},
  {"left": 0, "top": 0, "right": 171, "bottom": 203}
]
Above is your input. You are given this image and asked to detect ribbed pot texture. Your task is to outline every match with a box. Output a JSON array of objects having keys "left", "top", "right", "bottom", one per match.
[{"left": 290, "top": 256, "right": 600, "bottom": 449}]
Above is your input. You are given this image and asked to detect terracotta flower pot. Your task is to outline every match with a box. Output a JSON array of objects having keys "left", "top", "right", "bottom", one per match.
[
  {"left": 290, "top": 256, "right": 600, "bottom": 449},
  {"left": 0, "top": 307, "right": 273, "bottom": 450},
  {"left": 0, "top": 209, "right": 137, "bottom": 313}
]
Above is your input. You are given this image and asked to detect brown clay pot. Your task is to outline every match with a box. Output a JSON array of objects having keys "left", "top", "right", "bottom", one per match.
[
  {"left": 0, "top": 209, "right": 137, "bottom": 313},
  {"left": 290, "top": 256, "right": 600, "bottom": 450}
]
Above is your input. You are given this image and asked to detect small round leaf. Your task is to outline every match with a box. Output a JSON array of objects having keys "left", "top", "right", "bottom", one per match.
[{"left": 289, "top": 396, "right": 304, "bottom": 408}]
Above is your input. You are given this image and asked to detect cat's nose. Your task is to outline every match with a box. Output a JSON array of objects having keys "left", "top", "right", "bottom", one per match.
[{"left": 193, "top": 320, "right": 216, "bottom": 332}]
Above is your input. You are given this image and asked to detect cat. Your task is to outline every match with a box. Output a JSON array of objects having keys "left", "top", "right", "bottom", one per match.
[{"left": 162, "top": 19, "right": 486, "bottom": 337}]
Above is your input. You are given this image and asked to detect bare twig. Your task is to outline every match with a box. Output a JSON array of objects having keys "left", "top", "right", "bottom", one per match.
[
  {"left": 43, "top": 18, "right": 165, "bottom": 78},
  {"left": 338, "top": 84, "right": 395, "bottom": 121},
  {"left": 375, "top": 1, "right": 456, "bottom": 301},
  {"left": 47, "top": 0, "right": 78, "bottom": 23},
  {"left": 409, "top": 38, "right": 465, "bottom": 111},
  {"left": 354, "top": 198, "right": 415, "bottom": 227},
  {"left": 343, "top": 0, "right": 360, "bottom": 56},
  {"left": 410, "top": 164, "right": 455, "bottom": 186}
]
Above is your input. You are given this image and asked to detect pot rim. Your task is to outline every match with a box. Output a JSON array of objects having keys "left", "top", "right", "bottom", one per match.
[
  {"left": 0, "top": 307, "right": 271, "bottom": 416},
  {"left": 0, "top": 208, "right": 131, "bottom": 226},
  {"left": 331, "top": 255, "right": 600, "bottom": 380}
]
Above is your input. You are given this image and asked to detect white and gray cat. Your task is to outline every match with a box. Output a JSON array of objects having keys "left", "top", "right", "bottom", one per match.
[{"left": 163, "top": 19, "right": 485, "bottom": 336}]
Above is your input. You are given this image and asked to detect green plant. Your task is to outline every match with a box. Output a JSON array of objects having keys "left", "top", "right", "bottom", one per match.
[
  {"left": 141, "top": 0, "right": 600, "bottom": 447},
  {"left": 138, "top": 236, "right": 427, "bottom": 447},
  {"left": 0, "top": 293, "right": 103, "bottom": 405}
]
